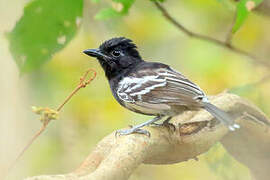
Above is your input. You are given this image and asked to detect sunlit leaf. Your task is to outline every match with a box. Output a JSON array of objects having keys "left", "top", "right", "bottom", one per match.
[
  {"left": 8, "top": 0, "right": 83, "bottom": 73},
  {"left": 95, "top": 8, "right": 121, "bottom": 20},
  {"left": 232, "top": 0, "right": 263, "bottom": 33},
  {"left": 114, "top": 0, "right": 135, "bottom": 13},
  {"left": 95, "top": 0, "right": 135, "bottom": 20}
]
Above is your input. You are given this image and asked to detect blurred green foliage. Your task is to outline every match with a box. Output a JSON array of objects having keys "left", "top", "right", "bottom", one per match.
[
  {"left": 203, "top": 143, "right": 251, "bottom": 180},
  {"left": 8, "top": 0, "right": 83, "bottom": 73}
]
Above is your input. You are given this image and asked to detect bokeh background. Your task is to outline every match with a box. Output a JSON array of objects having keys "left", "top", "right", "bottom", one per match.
[{"left": 1, "top": 0, "right": 270, "bottom": 179}]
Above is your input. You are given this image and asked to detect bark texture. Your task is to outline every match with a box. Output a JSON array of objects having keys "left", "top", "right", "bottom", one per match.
[{"left": 24, "top": 93, "right": 270, "bottom": 180}]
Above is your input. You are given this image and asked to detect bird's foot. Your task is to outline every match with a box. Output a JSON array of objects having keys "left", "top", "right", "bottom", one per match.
[
  {"left": 115, "top": 116, "right": 163, "bottom": 137},
  {"left": 160, "top": 117, "right": 175, "bottom": 131},
  {"left": 115, "top": 127, "right": 150, "bottom": 137},
  {"left": 150, "top": 117, "right": 175, "bottom": 131}
]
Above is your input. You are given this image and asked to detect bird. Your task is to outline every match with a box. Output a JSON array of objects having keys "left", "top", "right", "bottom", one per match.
[{"left": 83, "top": 37, "right": 240, "bottom": 136}]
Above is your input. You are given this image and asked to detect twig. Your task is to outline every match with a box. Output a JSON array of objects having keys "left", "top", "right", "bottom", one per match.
[
  {"left": 225, "top": 11, "right": 237, "bottom": 46},
  {"left": 7, "top": 121, "right": 49, "bottom": 174},
  {"left": 230, "top": 73, "right": 270, "bottom": 93},
  {"left": 56, "top": 69, "right": 97, "bottom": 111},
  {"left": 153, "top": 1, "right": 270, "bottom": 67},
  {"left": 6, "top": 69, "right": 96, "bottom": 177},
  {"left": 250, "top": 74, "right": 270, "bottom": 87}
]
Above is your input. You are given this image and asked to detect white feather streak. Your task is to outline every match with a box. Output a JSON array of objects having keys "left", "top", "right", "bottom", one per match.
[{"left": 130, "top": 82, "right": 167, "bottom": 96}]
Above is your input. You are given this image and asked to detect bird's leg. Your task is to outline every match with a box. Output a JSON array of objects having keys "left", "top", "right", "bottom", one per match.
[
  {"left": 116, "top": 116, "right": 163, "bottom": 136},
  {"left": 150, "top": 117, "right": 170, "bottom": 126},
  {"left": 162, "top": 117, "right": 176, "bottom": 131},
  {"left": 151, "top": 122, "right": 163, "bottom": 126},
  {"left": 150, "top": 117, "right": 175, "bottom": 131},
  {"left": 162, "top": 116, "right": 172, "bottom": 125}
]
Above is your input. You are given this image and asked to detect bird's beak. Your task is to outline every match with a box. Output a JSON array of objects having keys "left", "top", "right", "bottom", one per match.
[{"left": 83, "top": 48, "right": 105, "bottom": 58}]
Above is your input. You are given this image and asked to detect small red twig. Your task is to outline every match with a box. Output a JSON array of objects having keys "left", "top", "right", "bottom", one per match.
[
  {"left": 6, "top": 69, "right": 96, "bottom": 177},
  {"left": 57, "top": 69, "right": 96, "bottom": 111}
]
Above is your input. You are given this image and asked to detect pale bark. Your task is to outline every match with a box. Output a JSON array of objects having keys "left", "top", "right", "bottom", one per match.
[{"left": 24, "top": 93, "right": 270, "bottom": 180}]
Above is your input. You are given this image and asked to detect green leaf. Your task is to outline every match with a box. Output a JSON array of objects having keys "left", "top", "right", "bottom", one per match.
[
  {"left": 8, "top": 0, "right": 83, "bottom": 73},
  {"left": 95, "top": 0, "right": 135, "bottom": 20},
  {"left": 114, "top": 0, "right": 135, "bottom": 14},
  {"left": 95, "top": 8, "right": 121, "bottom": 20},
  {"left": 232, "top": 0, "right": 263, "bottom": 33},
  {"left": 91, "top": 0, "right": 101, "bottom": 3}
]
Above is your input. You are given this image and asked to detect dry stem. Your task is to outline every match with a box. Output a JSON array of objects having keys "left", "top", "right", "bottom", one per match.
[
  {"left": 7, "top": 69, "right": 96, "bottom": 175},
  {"left": 153, "top": 1, "right": 270, "bottom": 67}
]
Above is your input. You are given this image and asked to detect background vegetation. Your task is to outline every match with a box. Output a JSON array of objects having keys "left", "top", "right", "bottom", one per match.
[{"left": 1, "top": 0, "right": 270, "bottom": 179}]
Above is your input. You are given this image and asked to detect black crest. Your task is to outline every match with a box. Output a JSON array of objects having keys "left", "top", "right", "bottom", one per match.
[
  {"left": 84, "top": 37, "right": 143, "bottom": 80},
  {"left": 99, "top": 37, "right": 141, "bottom": 59}
]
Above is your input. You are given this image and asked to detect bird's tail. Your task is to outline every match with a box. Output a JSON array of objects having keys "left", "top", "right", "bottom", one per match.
[{"left": 202, "top": 101, "right": 240, "bottom": 131}]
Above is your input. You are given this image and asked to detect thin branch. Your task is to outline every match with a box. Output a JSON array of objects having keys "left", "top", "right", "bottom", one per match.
[
  {"left": 6, "top": 69, "right": 96, "bottom": 177},
  {"left": 250, "top": 73, "right": 270, "bottom": 87},
  {"left": 6, "top": 121, "right": 49, "bottom": 176},
  {"left": 230, "top": 73, "right": 270, "bottom": 93},
  {"left": 153, "top": 1, "right": 270, "bottom": 67},
  {"left": 225, "top": 11, "right": 237, "bottom": 46},
  {"left": 56, "top": 69, "right": 97, "bottom": 111}
]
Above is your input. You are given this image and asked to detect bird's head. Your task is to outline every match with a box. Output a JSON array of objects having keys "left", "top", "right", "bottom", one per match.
[{"left": 83, "top": 37, "right": 143, "bottom": 79}]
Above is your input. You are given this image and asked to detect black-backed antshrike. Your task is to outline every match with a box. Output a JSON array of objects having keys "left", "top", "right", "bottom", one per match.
[{"left": 83, "top": 37, "right": 239, "bottom": 135}]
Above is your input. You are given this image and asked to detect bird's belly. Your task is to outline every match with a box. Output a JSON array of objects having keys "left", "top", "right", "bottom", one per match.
[{"left": 123, "top": 101, "right": 173, "bottom": 116}]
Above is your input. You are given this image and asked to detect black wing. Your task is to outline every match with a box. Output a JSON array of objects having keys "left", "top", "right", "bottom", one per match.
[{"left": 117, "top": 64, "right": 206, "bottom": 108}]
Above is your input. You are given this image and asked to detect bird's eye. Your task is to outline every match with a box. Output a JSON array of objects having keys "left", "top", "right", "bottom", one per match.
[{"left": 112, "top": 50, "right": 121, "bottom": 57}]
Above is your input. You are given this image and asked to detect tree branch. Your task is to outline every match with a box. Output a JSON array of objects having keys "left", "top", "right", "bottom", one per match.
[
  {"left": 255, "top": 0, "right": 270, "bottom": 16},
  {"left": 24, "top": 93, "right": 270, "bottom": 180},
  {"left": 153, "top": 1, "right": 270, "bottom": 67},
  {"left": 225, "top": 11, "right": 237, "bottom": 46}
]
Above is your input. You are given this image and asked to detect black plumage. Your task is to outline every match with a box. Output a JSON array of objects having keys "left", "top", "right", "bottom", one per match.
[{"left": 83, "top": 37, "right": 239, "bottom": 135}]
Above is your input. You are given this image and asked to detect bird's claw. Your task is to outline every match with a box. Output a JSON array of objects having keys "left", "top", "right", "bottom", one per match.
[
  {"left": 162, "top": 121, "right": 176, "bottom": 131},
  {"left": 115, "top": 128, "right": 151, "bottom": 137},
  {"left": 150, "top": 119, "right": 175, "bottom": 131}
]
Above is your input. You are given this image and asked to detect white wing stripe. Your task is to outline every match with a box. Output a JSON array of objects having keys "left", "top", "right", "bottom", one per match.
[
  {"left": 123, "top": 76, "right": 165, "bottom": 93},
  {"left": 130, "top": 82, "right": 167, "bottom": 96},
  {"left": 119, "top": 76, "right": 159, "bottom": 85},
  {"left": 117, "top": 68, "right": 205, "bottom": 102},
  {"left": 158, "top": 72, "right": 177, "bottom": 77}
]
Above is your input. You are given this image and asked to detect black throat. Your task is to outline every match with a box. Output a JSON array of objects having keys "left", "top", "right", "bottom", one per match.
[{"left": 98, "top": 57, "right": 143, "bottom": 80}]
